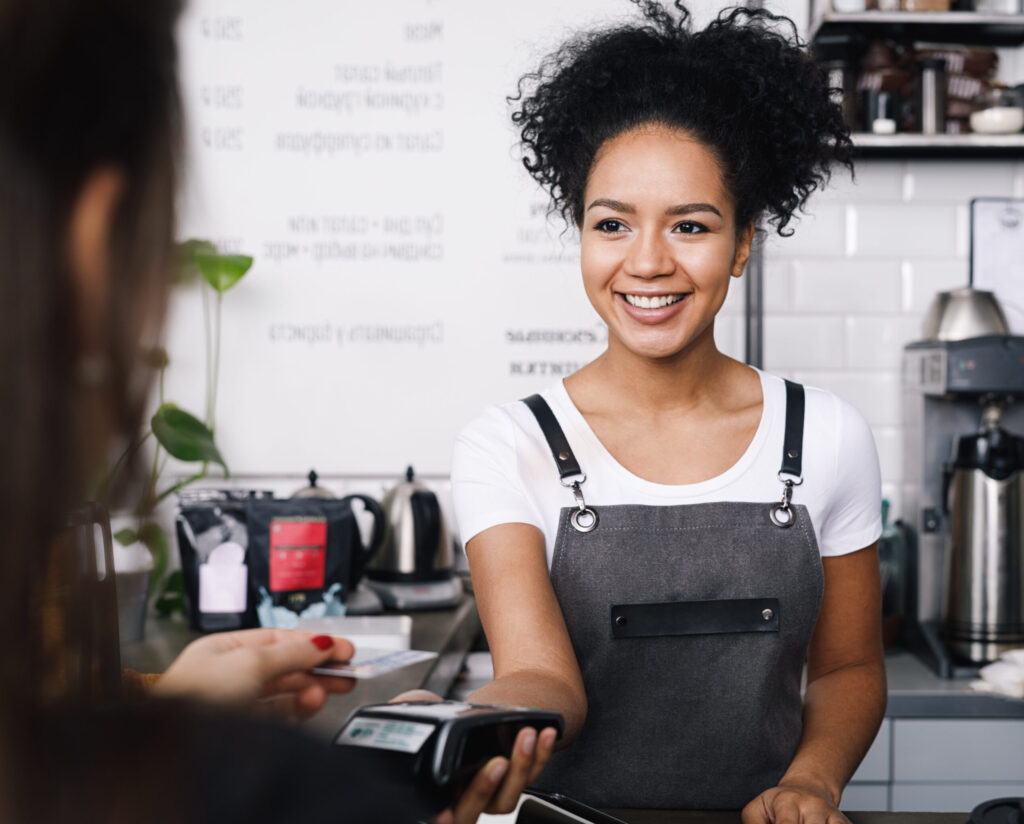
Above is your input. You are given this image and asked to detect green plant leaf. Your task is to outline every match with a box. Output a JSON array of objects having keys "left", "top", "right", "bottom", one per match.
[
  {"left": 114, "top": 527, "right": 138, "bottom": 546},
  {"left": 137, "top": 522, "right": 169, "bottom": 597},
  {"left": 197, "top": 252, "right": 253, "bottom": 294},
  {"left": 139, "top": 346, "right": 169, "bottom": 371},
  {"left": 154, "top": 570, "right": 186, "bottom": 618},
  {"left": 176, "top": 239, "right": 217, "bottom": 285},
  {"left": 151, "top": 403, "right": 227, "bottom": 473}
]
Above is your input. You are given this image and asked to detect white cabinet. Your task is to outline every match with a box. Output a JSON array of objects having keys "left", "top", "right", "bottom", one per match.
[
  {"left": 851, "top": 719, "right": 892, "bottom": 782},
  {"left": 892, "top": 719, "right": 1024, "bottom": 783},
  {"left": 842, "top": 718, "right": 1024, "bottom": 812},
  {"left": 892, "top": 783, "right": 1024, "bottom": 813},
  {"left": 841, "top": 783, "right": 890, "bottom": 812}
]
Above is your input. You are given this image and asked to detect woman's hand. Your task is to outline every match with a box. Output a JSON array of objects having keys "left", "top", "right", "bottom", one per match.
[
  {"left": 389, "top": 690, "right": 558, "bottom": 824},
  {"left": 742, "top": 779, "right": 850, "bottom": 824},
  {"left": 437, "top": 725, "right": 558, "bottom": 824},
  {"left": 153, "top": 628, "right": 356, "bottom": 721}
]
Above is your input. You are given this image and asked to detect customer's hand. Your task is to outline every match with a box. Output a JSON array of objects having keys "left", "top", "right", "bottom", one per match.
[
  {"left": 389, "top": 690, "right": 558, "bottom": 824},
  {"left": 153, "top": 628, "right": 356, "bottom": 721},
  {"left": 742, "top": 779, "right": 851, "bottom": 824}
]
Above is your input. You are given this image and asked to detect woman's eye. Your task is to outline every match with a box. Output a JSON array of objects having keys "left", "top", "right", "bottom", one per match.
[
  {"left": 594, "top": 218, "right": 626, "bottom": 233},
  {"left": 673, "top": 221, "right": 708, "bottom": 235}
]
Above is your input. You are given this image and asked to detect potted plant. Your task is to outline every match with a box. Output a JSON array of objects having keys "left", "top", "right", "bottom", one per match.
[{"left": 98, "top": 240, "right": 253, "bottom": 637}]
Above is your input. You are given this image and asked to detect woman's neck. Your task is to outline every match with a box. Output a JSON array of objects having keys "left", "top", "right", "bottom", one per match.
[{"left": 568, "top": 325, "right": 744, "bottom": 417}]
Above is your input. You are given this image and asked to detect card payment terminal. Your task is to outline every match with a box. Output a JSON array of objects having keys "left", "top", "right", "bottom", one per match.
[{"left": 333, "top": 701, "right": 564, "bottom": 814}]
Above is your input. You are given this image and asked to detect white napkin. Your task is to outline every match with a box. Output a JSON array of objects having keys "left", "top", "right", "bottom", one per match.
[{"left": 970, "top": 648, "right": 1024, "bottom": 699}]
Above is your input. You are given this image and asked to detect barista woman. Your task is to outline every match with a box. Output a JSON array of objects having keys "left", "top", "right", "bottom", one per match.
[{"left": 451, "top": 2, "right": 887, "bottom": 821}]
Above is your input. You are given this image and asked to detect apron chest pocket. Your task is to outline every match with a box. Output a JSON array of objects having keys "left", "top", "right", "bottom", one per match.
[{"left": 610, "top": 598, "right": 780, "bottom": 638}]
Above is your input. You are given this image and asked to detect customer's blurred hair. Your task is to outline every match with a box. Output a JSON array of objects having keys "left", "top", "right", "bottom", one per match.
[{"left": 0, "top": 0, "right": 182, "bottom": 813}]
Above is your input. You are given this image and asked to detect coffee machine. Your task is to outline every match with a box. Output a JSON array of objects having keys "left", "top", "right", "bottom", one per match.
[{"left": 902, "top": 334, "right": 1024, "bottom": 676}]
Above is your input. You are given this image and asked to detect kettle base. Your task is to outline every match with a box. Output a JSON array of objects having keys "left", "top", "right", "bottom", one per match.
[
  {"left": 366, "top": 577, "right": 463, "bottom": 611},
  {"left": 943, "top": 627, "right": 1024, "bottom": 665}
]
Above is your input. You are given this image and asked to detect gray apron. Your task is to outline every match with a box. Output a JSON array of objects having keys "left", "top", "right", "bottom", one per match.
[{"left": 523, "top": 381, "right": 824, "bottom": 810}]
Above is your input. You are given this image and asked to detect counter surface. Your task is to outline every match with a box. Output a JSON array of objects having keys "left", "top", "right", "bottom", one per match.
[
  {"left": 884, "top": 650, "right": 1024, "bottom": 718},
  {"left": 602, "top": 813, "right": 967, "bottom": 823}
]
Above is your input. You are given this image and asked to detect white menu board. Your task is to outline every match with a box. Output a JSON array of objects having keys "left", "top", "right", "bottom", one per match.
[{"left": 164, "top": 0, "right": 797, "bottom": 476}]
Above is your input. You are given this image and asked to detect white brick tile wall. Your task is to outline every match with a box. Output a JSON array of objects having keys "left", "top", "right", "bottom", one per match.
[
  {"left": 871, "top": 427, "right": 903, "bottom": 485},
  {"left": 764, "top": 316, "right": 845, "bottom": 370},
  {"left": 955, "top": 203, "right": 970, "bottom": 259},
  {"left": 791, "top": 259, "right": 902, "bottom": 314},
  {"left": 720, "top": 275, "right": 747, "bottom": 317},
  {"left": 844, "top": 316, "right": 924, "bottom": 370},
  {"left": 790, "top": 371, "right": 902, "bottom": 428},
  {"left": 714, "top": 314, "right": 745, "bottom": 362},
  {"left": 905, "top": 161, "right": 1019, "bottom": 202},
  {"left": 902, "top": 259, "right": 969, "bottom": 314},
  {"left": 765, "top": 202, "right": 847, "bottom": 259},
  {"left": 764, "top": 259, "right": 796, "bottom": 313},
  {"left": 815, "top": 162, "right": 904, "bottom": 204},
  {"left": 855, "top": 203, "right": 959, "bottom": 259}
]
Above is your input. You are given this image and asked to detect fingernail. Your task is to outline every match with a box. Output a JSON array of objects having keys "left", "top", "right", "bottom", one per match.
[
  {"left": 521, "top": 728, "right": 537, "bottom": 756},
  {"left": 311, "top": 635, "right": 333, "bottom": 651},
  {"left": 488, "top": 759, "right": 509, "bottom": 784}
]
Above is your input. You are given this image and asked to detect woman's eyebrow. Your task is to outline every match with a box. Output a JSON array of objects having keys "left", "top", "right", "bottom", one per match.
[
  {"left": 586, "top": 197, "right": 635, "bottom": 213},
  {"left": 585, "top": 198, "right": 722, "bottom": 218},
  {"left": 665, "top": 202, "right": 722, "bottom": 217}
]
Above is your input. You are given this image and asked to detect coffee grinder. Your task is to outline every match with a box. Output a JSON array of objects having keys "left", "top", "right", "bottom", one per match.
[{"left": 902, "top": 334, "right": 1024, "bottom": 676}]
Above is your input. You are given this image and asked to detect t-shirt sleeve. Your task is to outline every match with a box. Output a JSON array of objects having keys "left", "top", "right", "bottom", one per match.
[
  {"left": 450, "top": 406, "right": 545, "bottom": 545},
  {"left": 817, "top": 394, "right": 883, "bottom": 557}
]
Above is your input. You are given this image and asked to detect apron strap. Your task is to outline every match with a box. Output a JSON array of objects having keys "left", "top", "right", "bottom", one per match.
[
  {"left": 522, "top": 394, "right": 584, "bottom": 482},
  {"left": 770, "top": 380, "right": 806, "bottom": 529},
  {"left": 779, "top": 379, "right": 805, "bottom": 482},
  {"left": 522, "top": 394, "right": 598, "bottom": 534}
]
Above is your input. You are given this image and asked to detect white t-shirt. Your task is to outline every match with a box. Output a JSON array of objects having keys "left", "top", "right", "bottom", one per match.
[{"left": 451, "top": 369, "right": 881, "bottom": 566}]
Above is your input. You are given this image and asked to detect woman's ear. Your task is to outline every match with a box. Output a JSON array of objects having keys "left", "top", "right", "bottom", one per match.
[
  {"left": 68, "top": 166, "right": 126, "bottom": 348},
  {"left": 731, "top": 223, "right": 755, "bottom": 278}
]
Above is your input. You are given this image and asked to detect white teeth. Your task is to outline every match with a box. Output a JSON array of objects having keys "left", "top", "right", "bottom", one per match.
[{"left": 624, "top": 294, "right": 684, "bottom": 309}]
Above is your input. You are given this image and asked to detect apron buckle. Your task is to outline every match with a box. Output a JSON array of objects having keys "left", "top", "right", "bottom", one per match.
[
  {"left": 770, "top": 478, "right": 797, "bottom": 528},
  {"left": 567, "top": 479, "right": 599, "bottom": 534}
]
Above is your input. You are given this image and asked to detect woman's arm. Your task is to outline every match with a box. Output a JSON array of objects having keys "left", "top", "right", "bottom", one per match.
[
  {"left": 402, "top": 522, "right": 585, "bottom": 822},
  {"left": 465, "top": 521, "right": 588, "bottom": 742},
  {"left": 744, "top": 543, "right": 887, "bottom": 824}
]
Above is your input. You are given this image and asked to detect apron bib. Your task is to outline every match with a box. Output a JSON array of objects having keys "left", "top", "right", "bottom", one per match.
[{"left": 523, "top": 381, "right": 824, "bottom": 809}]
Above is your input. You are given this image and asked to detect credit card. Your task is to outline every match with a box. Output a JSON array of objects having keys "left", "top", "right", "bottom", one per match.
[{"left": 312, "top": 648, "right": 438, "bottom": 679}]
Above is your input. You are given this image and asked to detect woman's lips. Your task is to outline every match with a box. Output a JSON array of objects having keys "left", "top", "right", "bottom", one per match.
[{"left": 617, "top": 292, "right": 690, "bottom": 323}]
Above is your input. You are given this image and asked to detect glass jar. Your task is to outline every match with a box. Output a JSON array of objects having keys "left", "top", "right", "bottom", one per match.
[{"left": 970, "top": 87, "right": 1024, "bottom": 134}]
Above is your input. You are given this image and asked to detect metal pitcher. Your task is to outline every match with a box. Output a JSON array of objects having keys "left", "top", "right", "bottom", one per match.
[{"left": 942, "top": 403, "right": 1024, "bottom": 663}]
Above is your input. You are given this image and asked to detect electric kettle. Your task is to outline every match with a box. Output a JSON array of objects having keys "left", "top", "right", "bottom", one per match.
[
  {"left": 365, "top": 467, "right": 462, "bottom": 610},
  {"left": 942, "top": 403, "right": 1024, "bottom": 664}
]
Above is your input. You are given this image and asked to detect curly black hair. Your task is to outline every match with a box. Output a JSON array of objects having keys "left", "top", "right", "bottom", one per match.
[{"left": 510, "top": 0, "right": 852, "bottom": 236}]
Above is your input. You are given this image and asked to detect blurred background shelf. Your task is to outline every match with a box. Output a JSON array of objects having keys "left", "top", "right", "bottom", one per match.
[
  {"left": 851, "top": 131, "right": 1024, "bottom": 156},
  {"left": 811, "top": 12, "right": 1024, "bottom": 46}
]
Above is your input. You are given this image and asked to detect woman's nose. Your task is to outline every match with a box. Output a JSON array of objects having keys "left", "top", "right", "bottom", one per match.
[{"left": 625, "top": 229, "right": 674, "bottom": 279}]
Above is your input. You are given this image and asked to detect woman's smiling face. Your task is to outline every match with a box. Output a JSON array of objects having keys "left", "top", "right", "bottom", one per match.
[{"left": 580, "top": 125, "right": 752, "bottom": 363}]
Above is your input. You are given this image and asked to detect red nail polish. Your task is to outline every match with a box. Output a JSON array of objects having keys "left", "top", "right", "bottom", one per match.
[{"left": 311, "top": 635, "right": 333, "bottom": 651}]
